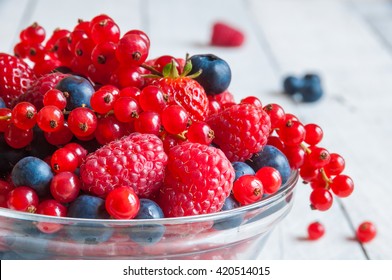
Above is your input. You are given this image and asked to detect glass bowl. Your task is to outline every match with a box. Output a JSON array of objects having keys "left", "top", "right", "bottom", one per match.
[{"left": 0, "top": 171, "right": 298, "bottom": 260}]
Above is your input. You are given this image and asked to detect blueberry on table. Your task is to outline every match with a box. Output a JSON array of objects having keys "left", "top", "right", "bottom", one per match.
[
  {"left": 246, "top": 145, "right": 291, "bottom": 185},
  {"left": 55, "top": 75, "right": 95, "bottom": 110},
  {"left": 11, "top": 156, "right": 53, "bottom": 197},
  {"left": 129, "top": 198, "right": 165, "bottom": 245},
  {"left": 189, "top": 54, "right": 232, "bottom": 95},
  {"left": 298, "top": 74, "right": 323, "bottom": 102},
  {"left": 66, "top": 195, "right": 113, "bottom": 244},
  {"left": 283, "top": 75, "right": 304, "bottom": 95}
]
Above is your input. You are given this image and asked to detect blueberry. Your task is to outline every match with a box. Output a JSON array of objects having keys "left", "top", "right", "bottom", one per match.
[
  {"left": 297, "top": 73, "right": 323, "bottom": 102},
  {"left": 66, "top": 195, "right": 112, "bottom": 244},
  {"left": 0, "top": 97, "right": 6, "bottom": 108},
  {"left": 283, "top": 76, "right": 304, "bottom": 95},
  {"left": 232, "top": 161, "right": 255, "bottom": 181},
  {"left": 213, "top": 195, "right": 243, "bottom": 230},
  {"left": 55, "top": 75, "right": 94, "bottom": 110},
  {"left": 129, "top": 198, "right": 165, "bottom": 245},
  {"left": 189, "top": 54, "right": 231, "bottom": 95},
  {"left": 27, "top": 126, "right": 57, "bottom": 160},
  {"left": 246, "top": 145, "right": 291, "bottom": 185},
  {"left": 11, "top": 156, "right": 53, "bottom": 197},
  {"left": 0, "top": 135, "right": 28, "bottom": 177}
]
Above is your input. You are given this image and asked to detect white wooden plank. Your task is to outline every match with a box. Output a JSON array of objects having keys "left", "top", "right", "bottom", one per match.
[{"left": 250, "top": 0, "right": 392, "bottom": 259}]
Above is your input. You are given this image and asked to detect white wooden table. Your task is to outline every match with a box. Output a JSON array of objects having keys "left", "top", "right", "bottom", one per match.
[{"left": 0, "top": 0, "right": 391, "bottom": 260}]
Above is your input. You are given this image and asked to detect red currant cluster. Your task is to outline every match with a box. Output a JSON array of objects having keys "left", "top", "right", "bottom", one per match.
[
  {"left": 14, "top": 14, "right": 149, "bottom": 85},
  {"left": 263, "top": 103, "right": 354, "bottom": 211}
]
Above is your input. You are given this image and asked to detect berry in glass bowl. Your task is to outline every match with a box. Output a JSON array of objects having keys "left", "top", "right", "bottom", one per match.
[{"left": 0, "top": 15, "right": 355, "bottom": 260}]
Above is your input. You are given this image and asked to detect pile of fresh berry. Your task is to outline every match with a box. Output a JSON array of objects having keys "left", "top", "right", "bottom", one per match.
[{"left": 0, "top": 15, "right": 355, "bottom": 240}]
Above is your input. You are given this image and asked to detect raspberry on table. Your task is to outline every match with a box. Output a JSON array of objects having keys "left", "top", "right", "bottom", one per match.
[
  {"left": 158, "top": 142, "right": 235, "bottom": 217},
  {"left": 208, "top": 103, "right": 271, "bottom": 162},
  {"left": 79, "top": 132, "right": 168, "bottom": 198}
]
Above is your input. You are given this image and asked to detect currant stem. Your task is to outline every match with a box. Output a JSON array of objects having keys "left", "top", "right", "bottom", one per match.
[
  {"left": 300, "top": 142, "right": 311, "bottom": 154},
  {"left": 320, "top": 168, "right": 332, "bottom": 188},
  {"left": 0, "top": 115, "right": 11, "bottom": 121},
  {"left": 140, "top": 63, "right": 163, "bottom": 76}
]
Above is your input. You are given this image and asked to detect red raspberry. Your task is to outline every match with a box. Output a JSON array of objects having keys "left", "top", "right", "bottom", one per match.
[
  {"left": 211, "top": 22, "right": 245, "bottom": 47},
  {"left": 158, "top": 142, "right": 234, "bottom": 217},
  {"left": 79, "top": 133, "right": 168, "bottom": 198},
  {"left": 207, "top": 103, "right": 271, "bottom": 162},
  {"left": 11, "top": 72, "right": 67, "bottom": 110},
  {"left": 0, "top": 53, "right": 35, "bottom": 107}
]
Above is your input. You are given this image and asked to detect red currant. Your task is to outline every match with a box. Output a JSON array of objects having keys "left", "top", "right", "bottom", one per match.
[
  {"left": 0, "top": 108, "right": 12, "bottom": 132},
  {"left": 310, "top": 188, "right": 333, "bottom": 211},
  {"left": 105, "top": 186, "right": 140, "bottom": 219},
  {"left": 7, "top": 186, "right": 39, "bottom": 213},
  {"left": 90, "top": 89, "right": 116, "bottom": 114},
  {"left": 11, "top": 102, "right": 37, "bottom": 130},
  {"left": 263, "top": 103, "right": 285, "bottom": 130},
  {"left": 50, "top": 148, "right": 78, "bottom": 173},
  {"left": 67, "top": 107, "right": 98, "bottom": 137},
  {"left": 50, "top": 171, "right": 81, "bottom": 203},
  {"left": 304, "top": 123, "right": 323, "bottom": 145},
  {"left": 36, "top": 199, "right": 67, "bottom": 233},
  {"left": 43, "top": 89, "right": 67, "bottom": 110},
  {"left": 330, "top": 174, "right": 354, "bottom": 197},
  {"left": 134, "top": 111, "right": 162, "bottom": 136},
  {"left": 63, "top": 142, "right": 88, "bottom": 166},
  {"left": 255, "top": 167, "right": 282, "bottom": 194},
  {"left": 278, "top": 119, "right": 306, "bottom": 146},
  {"left": 36, "top": 105, "right": 65, "bottom": 132},
  {"left": 324, "top": 153, "right": 345, "bottom": 176},
  {"left": 356, "top": 221, "right": 377, "bottom": 243},
  {"left": 232, "top": 175, "right": 263, "bottom": 205},
  {"left": 187, "top": 121, "right": 214, "bottom": 145},
  {"left": 44, "top": 122, "right": 73, "bottom": 146},
  {"left": 161, "top": 105, "right": 189, "bottom": 135},
  {"left": 139, "top": 85, "right": 167, "bottom": 113},
  {"left": 113, "top": 96, "right": 140, "bottom": 123},
  {"left": 307, "top": 221, "right": 325, "bottom": 240},
  {"left": 4, "top": 123, "right": 33, "bottom": 149},
  {"left": 90, "top": 19, "right": 120, "bottom": 44},
  {"left": 116, "top": 34, "right": 149, "bottom": 67}
]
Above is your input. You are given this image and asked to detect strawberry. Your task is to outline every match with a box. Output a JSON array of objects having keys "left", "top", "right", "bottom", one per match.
[
  {"left": 158, "top": 142, "right": 234, "bottom": 217},
  {"left": 207, "top": 103, "right": 271, "bottom": 162},
  {"left": 211, "top": 22, "right": 245, "bottom": 47},
  {"left": 149, "top": 60, "right": 209, "bottom": 122},
  {"left": 0, "top": 53, "right": 35, "bottom": 107}
]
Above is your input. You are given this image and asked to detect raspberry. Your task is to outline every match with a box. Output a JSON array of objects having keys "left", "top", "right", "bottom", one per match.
[
  {"left": 0, "top": 53, "right": 35, "bottom": 107},
  {"left": 208, "top": 103, "right": 271, "bottom": 162},
  {"left": 79, "top": 133, "right": 168, "bottom": 198},
  {"left": 11, "top": 72, "right": 68, "bottom": 110},
  {"left": 211, "top": 22, "right": 245, "bottom": 47},
  {"left": 158, "top": 142, "right": 234, "bottom": 217}
]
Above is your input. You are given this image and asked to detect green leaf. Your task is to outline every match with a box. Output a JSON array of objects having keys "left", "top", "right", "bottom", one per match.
[{"left": 181, "top": 60, "right": 193, "bottom": 77}]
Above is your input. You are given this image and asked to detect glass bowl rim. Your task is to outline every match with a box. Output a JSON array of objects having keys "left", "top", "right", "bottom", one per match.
[{"left": 0, "top": 170, "right": 299, "bottom": 226}]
